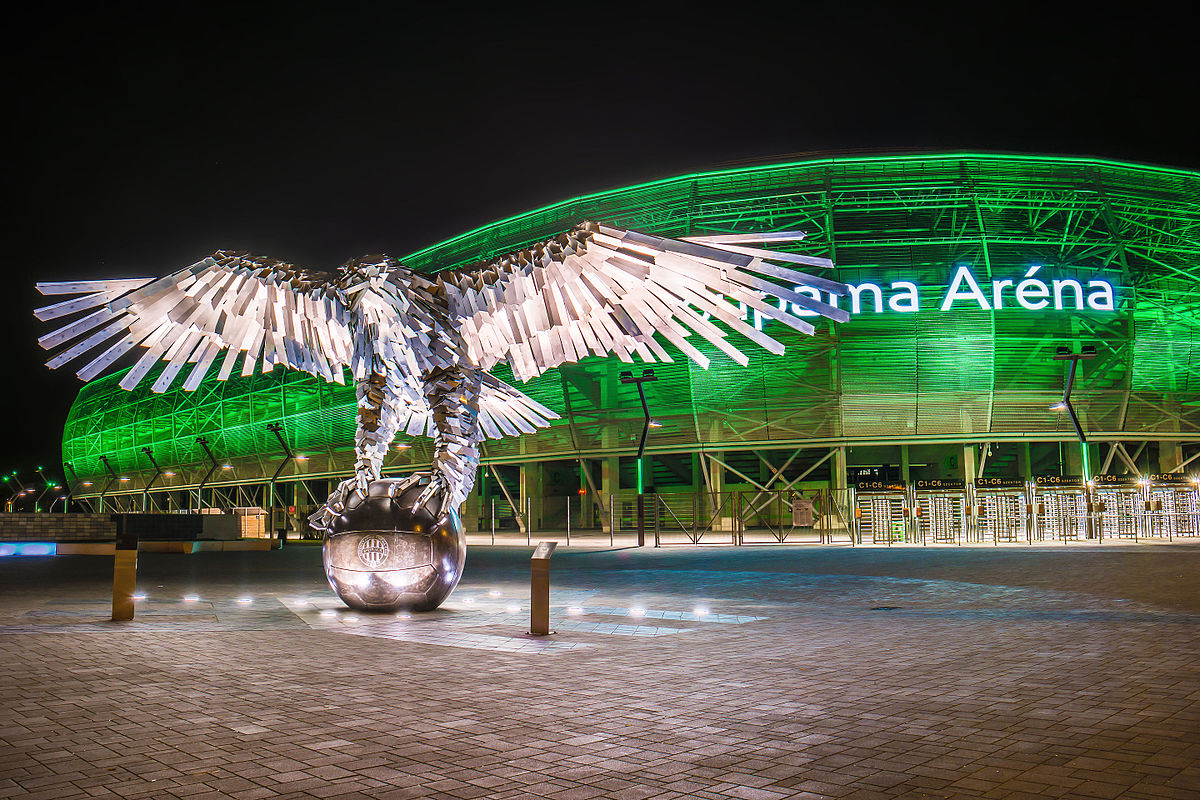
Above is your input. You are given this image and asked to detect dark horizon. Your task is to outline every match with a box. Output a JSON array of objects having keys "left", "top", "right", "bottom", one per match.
[{"left": 3, "top": 3, "right": 1195, "bottom": 480}]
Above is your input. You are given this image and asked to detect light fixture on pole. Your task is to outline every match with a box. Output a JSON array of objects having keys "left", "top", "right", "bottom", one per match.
[
  {"left": 51, "top": 486, "right": 68, "bottom": 513},
  {"left": 36, "top": 465, "right": 56, "bottom": 513},
  {"left": 620, "top": 368, "right": 658, "bottom": 546},
  {"left": 3, "top": 474, "right": 22, "bottom": 512},
  {"left": 1051, "top": 345, "right": 1097, "bottom": 472},
  {"left": 36, "top": 481, "right": 57, "bottom": 513},
  {"left": 1051, "top": 345, "right": 1098, "bottom": 537}
]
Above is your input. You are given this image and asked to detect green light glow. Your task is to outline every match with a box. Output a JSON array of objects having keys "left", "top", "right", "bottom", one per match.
[{"left": 62, "top": 153, "right": 1200, "bottom": 488}]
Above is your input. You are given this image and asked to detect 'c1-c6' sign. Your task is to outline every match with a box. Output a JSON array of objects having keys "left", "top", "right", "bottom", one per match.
[
  {"left": 915, "top": 478, "right": 965, "bottom": 490},
  {"left": 855, "top": 480, "right": 907, "bottom": 492},
  {"left": 974, "top": 476, "right": 1026, "bottom": 489},
  {"left": 1035, "top": 475, "right": 1084, "bottom": 486}
]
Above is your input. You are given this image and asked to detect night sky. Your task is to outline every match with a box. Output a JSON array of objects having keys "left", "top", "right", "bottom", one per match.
[{"left": 2, "top": 3, "right": 1194, "bottom": 482}]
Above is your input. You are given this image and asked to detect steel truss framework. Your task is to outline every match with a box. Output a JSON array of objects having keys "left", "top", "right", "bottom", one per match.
[{"left": 63, "top": 153, "right": 1200, "bottom": 500}]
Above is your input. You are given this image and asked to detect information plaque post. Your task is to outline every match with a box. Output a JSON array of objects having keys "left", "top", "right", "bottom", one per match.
[
  {"left": 111, "top": 515, "right": 138, "bottom": 621},
  {"left": 529, "top": 541, "right": 557, "bottom": 635}
]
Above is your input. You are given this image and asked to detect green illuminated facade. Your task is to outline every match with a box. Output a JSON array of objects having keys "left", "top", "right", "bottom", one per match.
[{"left": 63, "top": 153, "right": 1200, "bottom": 508}]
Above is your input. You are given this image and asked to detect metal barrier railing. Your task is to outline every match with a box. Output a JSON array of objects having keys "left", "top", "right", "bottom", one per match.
[{"left": 463, "top": 482, "right": 1200, "bottom": 547}]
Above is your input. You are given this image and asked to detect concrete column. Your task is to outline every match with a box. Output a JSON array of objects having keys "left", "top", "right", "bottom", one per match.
[
  {"left": 962, "top": 444, "right": 978, "bottom": 483},
  {"left": 900, "top": 445, "right": 911, "bottom": 483},
  {"left": 709, "top": 455, "right": 724, "bottom": 494},
  {"left": 1159, "top": 441, "right": 1184, "bottom": 474},
  {"left": 600, "top": 457, "right": 619, "bottom": 494},
  {"left": 831, "top": 447, "right": 848, "bottom": 491},
  {"left": 1019, "top": 442, "right": 1032, "bottom": 481},
  {"left": 598, "top": 456, "right": 618, "bottom": 533},
  {"left": 463, "top": 471, "right": 481, "bottom": 533},
  {"left": 577, "top": 463, "right": 590, "bottom": 529},
  {"left": 520, "top": 462, "right": 544, "bottom": 533}
]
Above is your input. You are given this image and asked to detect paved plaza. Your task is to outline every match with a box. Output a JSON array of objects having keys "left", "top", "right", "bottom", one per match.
[{"left": 1, "top": 542, "right": 1199, "bottom": 800}]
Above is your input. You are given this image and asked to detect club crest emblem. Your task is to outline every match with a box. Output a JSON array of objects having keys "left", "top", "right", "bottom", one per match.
[{"left": 356, "top": 535, "right": 390, "bottom": 568}]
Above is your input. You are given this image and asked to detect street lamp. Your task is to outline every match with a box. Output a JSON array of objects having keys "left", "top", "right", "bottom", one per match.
[
  {"left": 1052, "top": 345, "right": 1098, "bottom": 538},
  {"left": 3, "top": 475, "right": 22, "bottom": 512},
  {"left": 620, "top": 369, "right": 658, "bottom": 546},
  {"left": 36, "top": 482, "right": 57, "bottom": 513},
  {"left": 1050, "top": 345, "right": 1097, "bottom": 477}
]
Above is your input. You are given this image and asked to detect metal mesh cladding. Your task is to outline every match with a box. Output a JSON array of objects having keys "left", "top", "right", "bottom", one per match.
[{"left": 59, "top": 153, "right": 1200, "bottom": 490}]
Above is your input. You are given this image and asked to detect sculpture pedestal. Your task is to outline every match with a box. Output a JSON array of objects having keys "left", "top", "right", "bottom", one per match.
[{"left": 322, "top": 478, "right": 465, "bottom": 612}]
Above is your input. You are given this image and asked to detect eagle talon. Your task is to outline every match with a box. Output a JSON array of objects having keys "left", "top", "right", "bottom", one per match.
[
  {"left": 308, "top": 474, "right": 374, "bottom": 532},
  {"left": 413, "top": 473, "right": 452, "bottom": 516}
]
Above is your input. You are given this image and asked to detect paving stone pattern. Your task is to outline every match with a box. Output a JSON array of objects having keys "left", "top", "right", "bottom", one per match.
[{"left": 1, "top": 543, "right": 1199, "bottom": 799}]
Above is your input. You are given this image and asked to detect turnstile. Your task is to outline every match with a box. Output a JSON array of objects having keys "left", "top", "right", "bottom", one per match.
[
  {"left": 1143, "top": 476, "right": 1200, "bottom": 538},
  {"left": 1092, "top": 476, "right": 1141, "bottom": 539},
  {"left": 853, "top": 482, "right": 910, "bottom": 544},
  {"left": 913, "top": 479, "right": 966, "bottom": 544},
  {"left": 1033, "top": 476, "right": 1089, "bottom": 540},
  {"left": 973, "top": 477, "right": 1030, "bottom": 543}
]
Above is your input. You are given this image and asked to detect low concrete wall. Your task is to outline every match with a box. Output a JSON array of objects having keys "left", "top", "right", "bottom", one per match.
[
  {"left": 39, "top": 539, "right": 279, "bottom": 556},
  {"left": 0, "top": 513, "right": 247, "bottom": 543},
  {"left": 0, "top": 513, "right": 115, "bottom": 542}
]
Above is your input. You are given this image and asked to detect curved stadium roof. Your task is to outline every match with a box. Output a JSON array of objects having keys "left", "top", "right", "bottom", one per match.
[{"left": 62, "top": 152, "right": 1200, "bottom": 488}]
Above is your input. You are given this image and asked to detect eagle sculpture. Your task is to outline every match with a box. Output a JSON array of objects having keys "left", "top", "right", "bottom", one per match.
[{"left": 35, "top": 222, "right": 849, "bottom": 528}]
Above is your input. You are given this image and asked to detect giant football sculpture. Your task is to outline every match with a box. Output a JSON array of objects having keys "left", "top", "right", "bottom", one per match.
[{"left": 35, "top": 223, "right": 848, "bottom": 610}]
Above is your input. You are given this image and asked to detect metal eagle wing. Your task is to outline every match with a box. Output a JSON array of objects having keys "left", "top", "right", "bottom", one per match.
[
  {"left": 441, "top": 222, "right": 849, "bottom": 382},
  {"left": 35, "top": 252, "right": 354, "bottom": 392}
]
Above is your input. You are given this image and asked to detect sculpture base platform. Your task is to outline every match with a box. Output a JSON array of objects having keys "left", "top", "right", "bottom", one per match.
[{"left": 321, "top": 478, "right": 465, "bottom": 612}]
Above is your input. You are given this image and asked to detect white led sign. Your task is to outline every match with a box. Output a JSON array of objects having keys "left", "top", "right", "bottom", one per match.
[{"left": 727, "top": 265, "right": 1118, "bottom": 330}]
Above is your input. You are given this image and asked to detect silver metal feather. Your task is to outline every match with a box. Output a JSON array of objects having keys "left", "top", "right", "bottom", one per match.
[{"left": 35, "top": 224, "right": 847, "bottom": 523}]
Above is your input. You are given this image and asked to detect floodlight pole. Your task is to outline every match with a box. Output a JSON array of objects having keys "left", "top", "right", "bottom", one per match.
[
  {"left": 1052, "top": 346, "right": 1098, "bottom": 537},
  {"left": 620, "top": 369, "right": 657, "bottom": 546}
]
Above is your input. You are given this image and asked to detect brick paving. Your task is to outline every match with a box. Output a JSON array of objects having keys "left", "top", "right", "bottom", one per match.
[{"left": 1, "top": 543, "right": 1199, "bottom": 799}]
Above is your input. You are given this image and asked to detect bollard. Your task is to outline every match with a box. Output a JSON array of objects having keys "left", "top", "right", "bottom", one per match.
[
  {"left": 529, "top": 541, "right": 556, "bottom": 635},
  {"left": 111, "top": 515, "right": 138, "bottom": 621}
]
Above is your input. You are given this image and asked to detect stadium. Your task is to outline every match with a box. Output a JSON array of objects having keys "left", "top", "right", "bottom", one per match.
[{"left": 58, "top": 152, "right": 1200, "bottom": 544}]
